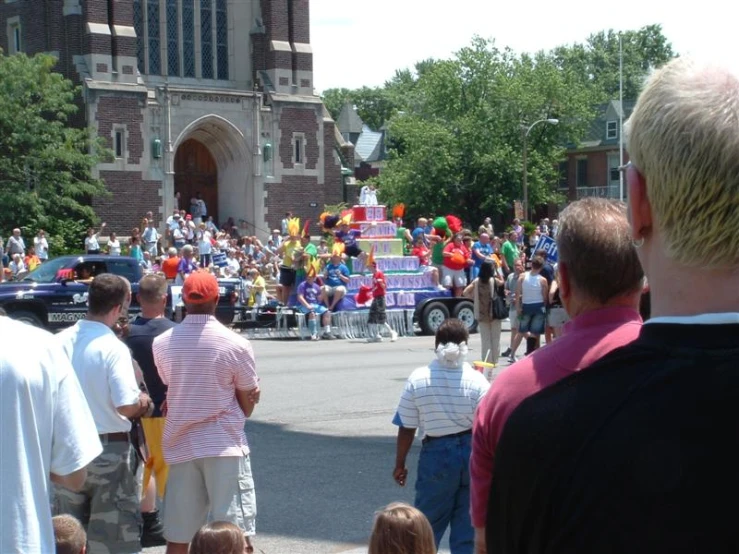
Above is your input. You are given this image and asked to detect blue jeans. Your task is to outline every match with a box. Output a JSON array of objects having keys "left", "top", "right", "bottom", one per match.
[{"left": 414, "top": 433, "right": 474, "bottom": 553}]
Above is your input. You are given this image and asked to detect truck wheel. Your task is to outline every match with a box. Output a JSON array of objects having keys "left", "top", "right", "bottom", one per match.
[
  {"left": 420, "top": 302, "right": 450, "bottom": 335},
  {"left": 452, "top": 301, "right": 477, "bottom": 334},
  {"left": 10, "top": 310, "right": 44, "bottom": 328}
]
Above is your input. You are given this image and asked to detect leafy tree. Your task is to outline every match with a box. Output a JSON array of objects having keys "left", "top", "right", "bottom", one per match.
[
  {"left": 551, "top": 24, "right": 675, "bottom": 101},
  {"left": 378, "top": 37, "right": 598, "bottom": 224},
  {"left": 0, "top": 52, "right": 109, "bottom": 255},
  {"left": 321, "top": 87, "right": 352, "bottom": 121}
]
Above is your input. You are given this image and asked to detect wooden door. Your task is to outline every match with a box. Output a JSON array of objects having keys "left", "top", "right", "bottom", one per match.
[{"left": 174, "top": 139, "right": 219, "bottom": 223}]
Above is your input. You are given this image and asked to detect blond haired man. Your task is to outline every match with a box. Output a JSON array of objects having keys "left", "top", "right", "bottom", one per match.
[{"left": 486, "top": 57, "right": 739, "bottom": 554}]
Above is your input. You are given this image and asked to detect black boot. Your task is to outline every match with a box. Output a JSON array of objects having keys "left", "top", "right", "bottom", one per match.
[{"left": 141, "top": 510, "right": 166, "bottom": 547}]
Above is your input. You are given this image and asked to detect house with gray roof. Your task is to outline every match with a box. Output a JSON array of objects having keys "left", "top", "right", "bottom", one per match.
[
  {"left": 336, "top": 103, "right": 387, "bottom": 181},
  {"left": 560, "top": 99, "right": 635, "bottom": 202}
]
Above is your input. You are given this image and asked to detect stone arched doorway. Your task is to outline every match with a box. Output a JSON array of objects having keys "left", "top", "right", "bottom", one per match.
[{"left": 174, "top": 138, "right": 219, "bottom": 223}]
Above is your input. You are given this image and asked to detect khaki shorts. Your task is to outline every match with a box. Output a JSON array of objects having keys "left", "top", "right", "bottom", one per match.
[
  {"left": 54, "top": 440, "right": 141, "bottom": 554},
  {"left": 163, "top": 448, "right": 256, "bottom": 543}
]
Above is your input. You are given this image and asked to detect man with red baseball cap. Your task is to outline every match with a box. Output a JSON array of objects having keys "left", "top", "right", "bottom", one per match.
[{"left": 153, "top": 271, "right": 261, "bottom": 553}]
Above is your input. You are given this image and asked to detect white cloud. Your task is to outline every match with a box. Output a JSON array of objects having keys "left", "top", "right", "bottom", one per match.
[{"left": 310, "top": 0, "right": 739, "bottom": 92}]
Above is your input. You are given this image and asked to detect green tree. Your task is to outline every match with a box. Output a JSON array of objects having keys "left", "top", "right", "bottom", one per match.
[
  {"left": 321, "top": 87, "right": 352, "bottom": 121},
  {"left": 551, "top": 24, "right": 675, "bottom": 101},
  {"left": 378, "top": 37, "right": 598, "bottom": 224},
  {"left": 0, "top": 53, "right": 109, "bottom": 255}
]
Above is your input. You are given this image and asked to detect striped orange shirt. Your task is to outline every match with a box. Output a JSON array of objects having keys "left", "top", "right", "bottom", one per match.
[{"left": 152, "top": 314, "right": 259, "bottom": 464}]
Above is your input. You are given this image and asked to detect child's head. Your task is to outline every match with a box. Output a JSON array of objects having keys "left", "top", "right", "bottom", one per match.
[
  {"left": 189, "top": 521, "right": 246, "bottom": 554},
  {"left": 368, "top": 502, "right": 436, "bottom": 554},
  {"left": 52, "top": 514, "right": 87, "bottom": 554}
]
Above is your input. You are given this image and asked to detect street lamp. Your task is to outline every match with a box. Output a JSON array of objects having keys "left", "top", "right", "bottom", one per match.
[{"left": 522, "top": 118, "right": 559, "bottom": 221}]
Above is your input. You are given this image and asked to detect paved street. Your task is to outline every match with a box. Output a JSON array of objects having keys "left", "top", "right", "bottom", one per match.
[{"left": 145, "top": 325, "right": 512, "bottom": 554}]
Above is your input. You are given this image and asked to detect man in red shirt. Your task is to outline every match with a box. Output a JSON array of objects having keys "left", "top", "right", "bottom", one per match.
[
  {"left": 161, "top": 247, "right": 180, "bottom": 282},
  {"left": 442, "top": 233, "right": 472, "bottom": 297},
  {"left": 470, "top": 198, "right": 645, "bottom": 554},
  {"left": 412, "top": 236, "right": 443, "bottom": 289},
  {"left": 366, "top": 258, "right": 399, "bottom": 343}
]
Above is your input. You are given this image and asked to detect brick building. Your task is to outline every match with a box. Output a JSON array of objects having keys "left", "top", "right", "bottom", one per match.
[
  {"left": 559, "top": 99, "right": 634, "bottom": 202},
  {"left": 0, "top": 0, "right": 352, "bottom": 238}
]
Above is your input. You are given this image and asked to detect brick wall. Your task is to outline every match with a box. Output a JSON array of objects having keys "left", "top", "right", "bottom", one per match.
[
  {"left": 279, "top": 107, "right": 319, "bottom": 169},
  {"left": 109, "top": 0, "right": 136, "bottom": 59},
  {"left": 266, "top": 175, "right": 341, "bottom": 232},
  {"left": 83, "top": 0, "right": 111, "bottom": 55},
  {"left": 0, "top": 1, "right": 47, "bottom": 56},
  {"left": 96, "top": 95, "right": 145, "bottom": 164},
  {"left": 261, "top": 0, "right": 290, "bottom": 71},
  {"left": 291, "top": 0, "right": 310, "bottom": 43},
  {"left": 95, "top": 171, "right": 161, "bottom": 233},
  {"left": 323, "top": 119, "right": 343, "bottom": 203}
]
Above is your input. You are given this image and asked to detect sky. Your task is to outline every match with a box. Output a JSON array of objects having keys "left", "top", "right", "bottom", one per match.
[{"left": 309, "top": 0, "right": 735, "bottom": 93}]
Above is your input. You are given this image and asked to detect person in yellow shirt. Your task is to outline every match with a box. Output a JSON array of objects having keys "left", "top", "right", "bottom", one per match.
[
  {"left": 24, "top": 246, "right": 41, "bottom": 272},
  {"left": 246, "top": 268, "right": 267, "bottom": 308}
]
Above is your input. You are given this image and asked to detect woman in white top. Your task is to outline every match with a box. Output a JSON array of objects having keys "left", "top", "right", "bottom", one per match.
[
  {"left": 463, "top": 260, "right": 505, "bottom": 365},
  {"left": 84, "top": 222, "right": 106, "bottom": 254},
  {"left": 107, "top": 232, "right": 121, "bottom": 256},
  {"left": 509, "top": 255, "right": 548, "bottom": 357},
  {"left": 34, "top": 230, "right": 49, "bottom": 261}
]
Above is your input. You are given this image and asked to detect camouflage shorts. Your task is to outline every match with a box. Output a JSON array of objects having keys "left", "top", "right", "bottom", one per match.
[{"left": 54, "top": 439, "right": 141, "bottom": 554}]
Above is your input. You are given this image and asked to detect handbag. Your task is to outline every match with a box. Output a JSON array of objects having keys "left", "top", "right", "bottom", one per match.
[{"left": 491, "top": 285, "right": 508, "bottom": 320}]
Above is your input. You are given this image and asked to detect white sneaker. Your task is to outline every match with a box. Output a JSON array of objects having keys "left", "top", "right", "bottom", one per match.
[
  {"left": 390, "top": 331, "right": 399, "bottom": 342},
  {"left": 366, "top": 335, "right": 383, "bottom": 343},
  {"left": 311, "top": 334, "right": 319, "bottom": 341}
]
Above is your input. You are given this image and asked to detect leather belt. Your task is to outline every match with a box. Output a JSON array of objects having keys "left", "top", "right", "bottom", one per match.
[
  {"left": 422, "top": 428, "right": 472, "bottom": 445},
  {"left": 99, "top": 432, "right": 130, "bottom": 442}
]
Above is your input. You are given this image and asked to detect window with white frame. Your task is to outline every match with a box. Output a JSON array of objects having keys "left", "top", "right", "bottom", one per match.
[
  {"left": 294, "top": 135, "right": 305, "bottom": 165},
  {"left": 606, "top": 120, "right": 618, "bottom": 140},
  {"left": 114, "top": 128, "right": 126, "bottom": 159},
  {"left": 7, "top": 18, "right": 21, "bottom": 54}
]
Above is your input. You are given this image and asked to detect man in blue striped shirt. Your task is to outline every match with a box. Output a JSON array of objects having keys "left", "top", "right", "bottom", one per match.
[{"left": 392, "top": 318, "right": 490, "bottom": 554}]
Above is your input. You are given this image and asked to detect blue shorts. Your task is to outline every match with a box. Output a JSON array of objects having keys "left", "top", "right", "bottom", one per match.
[
  {"left": 298, "top": 304, "right": 327, "bottom": 315},
  {"left": 519, "top": 302, "right": 546, "bottom": 335}
]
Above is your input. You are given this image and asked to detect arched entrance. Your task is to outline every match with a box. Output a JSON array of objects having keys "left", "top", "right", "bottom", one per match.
[
  {"left": 169, "top": 115, "right": 258, "bottom": 235},
  {"left": 174, "top": 139, "right": 219, "bottom": 222}
]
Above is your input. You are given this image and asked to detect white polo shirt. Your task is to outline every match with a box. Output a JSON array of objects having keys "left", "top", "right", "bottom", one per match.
[
  {"left": 0, "top": 317, "right": 102, "bottom": 554},
  {"left": 56, "top": 320, "right": 141, "bottom": 434},
  {"left": 394, "top": 358, "right": 490, "bottom": 438}
]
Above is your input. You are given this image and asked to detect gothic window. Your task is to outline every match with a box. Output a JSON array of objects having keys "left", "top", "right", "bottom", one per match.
[
  {"left": 182, "top": 0, "right": 195, "bottom": 78},
  {"left": 147, "top": 0, "right": 160, "bottom": 75},
  {"left": 200, "top": 1, "right": 213, "bottom": 79},
  {"left": 166, "top": 0, "right": 179, "bottom": 76},
  {"left": 133, "top": 0, "right": 144, "bottom": 72},
  {"left": 216, "top": 0, "right": 228, "bottom": 80}
]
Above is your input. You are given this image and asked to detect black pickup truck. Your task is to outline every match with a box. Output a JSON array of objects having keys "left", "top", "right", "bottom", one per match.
[{"left": 0, "top": 255, "right": 240, "bottom": 330}]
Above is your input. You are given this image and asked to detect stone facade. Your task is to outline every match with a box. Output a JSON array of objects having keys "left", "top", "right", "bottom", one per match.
[{"left": 0, "top": 0, "right": 347, "bottom": 239}]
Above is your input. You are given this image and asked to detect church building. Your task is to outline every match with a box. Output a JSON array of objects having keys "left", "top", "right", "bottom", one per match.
[{"left": 0, "top": 0, "right": 352, "bottom": 237}]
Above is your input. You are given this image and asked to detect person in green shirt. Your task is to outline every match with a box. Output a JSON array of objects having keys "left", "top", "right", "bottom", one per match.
[
  {"left": 430, "top": 230, "right": 451, "bottom": 268},
  {"left": 294, "top": 234, "right": 319, "bottom": 291},
  {"left": 501, "top": 231, "right": 520, "bottom": 275},
  {"left": 395, "top": 217, "right": 413, "bottom": 256}
]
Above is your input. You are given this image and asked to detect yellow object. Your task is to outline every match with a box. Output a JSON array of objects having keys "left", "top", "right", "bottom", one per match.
[
  {"left": 473, "top": 361, "right": 497, "bottom": 383},
  {"left": 287, "top": 217, "right": 300, "bottom": 237},
  {"left": 331, "top": 242, "right": 345, "bottom": 257},
  {"left": 141, "top": 417, "right": 169, "bottom": 500}
]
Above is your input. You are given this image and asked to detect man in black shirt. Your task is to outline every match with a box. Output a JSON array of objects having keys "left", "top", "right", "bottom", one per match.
[
  {"left": 125, "top": 273, "right": 177, "bottom": 547},
  {"left": 487, "top": 57, "right": 739, "bottom": 554}
]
